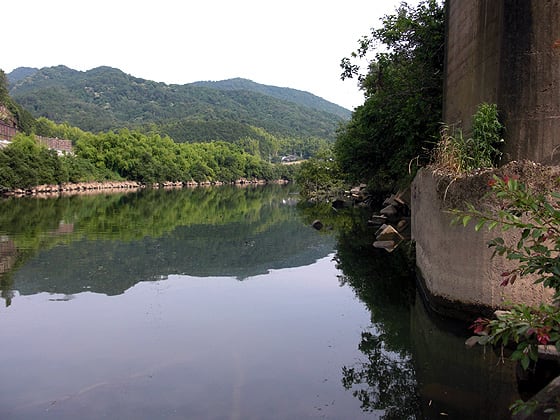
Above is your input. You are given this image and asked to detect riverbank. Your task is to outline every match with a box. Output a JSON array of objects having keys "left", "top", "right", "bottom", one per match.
[{"left": 1, "top": 178, "right": 289, "bottom": 197}]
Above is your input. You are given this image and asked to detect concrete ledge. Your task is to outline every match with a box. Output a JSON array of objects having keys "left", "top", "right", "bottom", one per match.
[
  {"left": 411, "top": 167, "right": 553, "bottom": 313},
  {"left": 415, "top": 268, "right": 497, "bottom": 321}
]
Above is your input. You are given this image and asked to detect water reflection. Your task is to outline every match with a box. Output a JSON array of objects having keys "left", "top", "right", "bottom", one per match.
[
  {"left": 0, "top": 258, "right": 373, "bottom": 420},
  {"left": 0, "top": 188, "right": 524, "bottom": 419},
  {"left": 0, "top": 185, "right": 335, "bottom": 305},
  {"left": 341, "top": 330, "right": 418, "bottom": 418},
  {"left": 330, "top": 205, "right": 521, "bottom": 419},
  {"left": 333, "top": 212, "right": 420, "bottom": 418}
]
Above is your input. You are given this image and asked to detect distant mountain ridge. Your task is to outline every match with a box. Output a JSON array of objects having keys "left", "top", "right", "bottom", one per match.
[
  {"left": 6, "top": 67, "right": 38, "bottom": 84},
  {"left": 7, "top": 66, "right": 350, "bottom": 142},
  {"left": 189, "top": 78, "right": 350, "bottom": 119}
]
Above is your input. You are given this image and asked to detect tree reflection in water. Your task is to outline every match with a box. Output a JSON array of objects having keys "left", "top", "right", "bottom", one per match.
[
  {"left": 342, "top": 330, "right": 419, "bottom": 419},
  {"left": 331, "top": 207, "right": 421, "bottom": 418},
  {"left": 0, "top": 185, "right": 336, "bottom": 302},
  {"left": 320, "top": 201, "right": 519, "bottom": 419}
]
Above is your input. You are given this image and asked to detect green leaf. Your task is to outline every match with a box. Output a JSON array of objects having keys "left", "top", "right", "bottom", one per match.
[
  {"left": 493, "top": 237, "right": 505, "bottom": 245},
  {"left": 511, "top": 349, "right": 523, "bottom": 361},
  {"left": 532, "top": 229, "right": 543, "bottom": 239},
  {"left": 517, "top": 325, "right": 530, "bottom": 336},
  {"left": 477, "top": 335, "right": 492, "bottom": 345},
  {"left": 487, "top": 220, "right": 498, "bottom": 230},
  {"left": 465, "top": 335, "right": 481, "bottom": 348},
  {"left": 520, "top": 355, "right": 530, "bottom": 370},
  {"left": 475, "top": 219, "right": 486, "bottom": 232}
]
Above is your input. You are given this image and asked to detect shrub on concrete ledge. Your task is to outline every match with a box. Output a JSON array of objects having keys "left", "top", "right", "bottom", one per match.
[
  {"left": 432, "top": 103, "right": 504, "bottom": 173},
  {"left": 454, "top": 175, "right": 560, "bottom": 416}
]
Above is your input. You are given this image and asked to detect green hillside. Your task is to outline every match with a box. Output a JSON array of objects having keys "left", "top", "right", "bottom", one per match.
[
  {"left": 189, "top": 77, "right": 351, "bottom": 119},
  {"left": 8, "top": 66, "right": 349, "bottom": 142}
]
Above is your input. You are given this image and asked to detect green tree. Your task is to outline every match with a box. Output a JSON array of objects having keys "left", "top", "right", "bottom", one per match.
[
  {"left": 295, "top": 148, "right": 344, "bottom": 200},
  {"left": 0, "top": 134, "right": 69, "bottom": 189},
  {"left": 336, "top": 0, "right": 445, "bottom": 191}
]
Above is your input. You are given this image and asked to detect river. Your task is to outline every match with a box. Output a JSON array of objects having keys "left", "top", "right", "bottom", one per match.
[{"left": 0, "top": 185, "right": 522, "bottom": 419}]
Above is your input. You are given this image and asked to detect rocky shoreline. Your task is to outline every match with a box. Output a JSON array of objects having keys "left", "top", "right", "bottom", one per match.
[{"left": 2, "top": 178, "right": 289, "bottom": 197}]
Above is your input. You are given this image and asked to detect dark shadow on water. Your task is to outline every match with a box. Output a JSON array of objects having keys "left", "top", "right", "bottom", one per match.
[{"left": 327, "top": 205, "right": 522, "bottom": 419}]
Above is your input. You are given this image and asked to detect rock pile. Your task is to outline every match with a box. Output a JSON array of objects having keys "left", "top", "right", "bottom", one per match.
[
  {"left": 331, "top": 184, "right": 372, "bottom": 209},
  {"left": 369, "top": 188, "right": 411, "bottom": 252}
]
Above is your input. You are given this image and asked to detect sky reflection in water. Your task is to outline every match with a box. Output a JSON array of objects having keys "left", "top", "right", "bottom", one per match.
[{"left": 1, "top": 256, "right": 375, "bottom": 420}]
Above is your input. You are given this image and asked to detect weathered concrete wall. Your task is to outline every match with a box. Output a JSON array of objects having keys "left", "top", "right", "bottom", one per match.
[
  {"left": 443, "top": 0, "right": 502, "bottom": 130},
  {"left": 412, "top": 168, "right": 553, "bottom": 315},
  {"left": 414, "top": 1, "right": 560, "bottom": 313},
  {"left": 444, "top": 0, "right": 560, "bottom": 164}
]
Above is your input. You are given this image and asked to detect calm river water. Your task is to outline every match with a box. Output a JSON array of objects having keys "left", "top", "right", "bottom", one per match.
[{"left": 0, "top": 185, "right": 523, "bottom": 419}]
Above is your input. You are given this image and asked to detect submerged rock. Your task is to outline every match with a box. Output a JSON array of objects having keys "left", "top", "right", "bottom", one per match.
[{"left": 311, "top": 220, "right": 323, "bottom": 230}]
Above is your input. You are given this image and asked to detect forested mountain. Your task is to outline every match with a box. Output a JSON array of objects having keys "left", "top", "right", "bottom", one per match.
[
  {"left": 190, "top": 78, "right": 351, "bottom": 119},
  {"left": 0, "top": 68, "right": 306, "bottom": 191},
  {"left": 7, "top": 66, "right": 349, "bottom": 142}
]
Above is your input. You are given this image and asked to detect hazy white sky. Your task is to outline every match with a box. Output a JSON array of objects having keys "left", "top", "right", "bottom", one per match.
[{"left": 4, "top": 0, "right": 409, "bottom": 110}]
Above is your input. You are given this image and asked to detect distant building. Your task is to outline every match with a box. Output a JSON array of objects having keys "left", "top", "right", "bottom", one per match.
[
  {"left": 0, "top": 120, "right": 73, "bottom": 155},
  {"left": 281, "top": 155, "right": 298, "bottom": 163},
  {"left": 36, "top": 136, "right": 73, "bottom": 155},
  {"left": 0, "top": 120, "right": 17, "bottom": 142}
]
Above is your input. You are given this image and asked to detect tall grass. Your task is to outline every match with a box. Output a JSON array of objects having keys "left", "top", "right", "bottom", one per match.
[{"left": 432, "top": 103, "right": 504, "bottom": 173}]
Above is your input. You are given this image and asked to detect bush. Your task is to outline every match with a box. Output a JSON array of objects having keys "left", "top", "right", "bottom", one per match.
[
  {"left": 455, "top": 175, "right": 560, "bottom": 414},
  {"left": 295, "top": 148, "right": 345, "bottom": 200},
  {"left": 432, "top": 103, "right": 504, "bottom": 173}
]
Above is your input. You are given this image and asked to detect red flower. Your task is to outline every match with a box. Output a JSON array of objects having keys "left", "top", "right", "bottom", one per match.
[
  {"left": 537, "top": 332, "right": 550, "bottom": 345},
  {"left": 536, "top": 327, "right": 551, "bottom": 345},
  {"left": 488, "top": 179, "right": 497, "bottom": 187},
  {"left": 499, "top": 271, "right": 517, "bottom": 286},
  {"left": 470, "top": 317, "right": 489, "bottom": 335}
]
